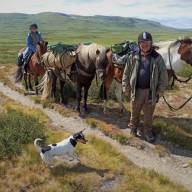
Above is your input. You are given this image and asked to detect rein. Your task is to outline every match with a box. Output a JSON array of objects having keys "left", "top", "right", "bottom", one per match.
[
  {"left": 163, "top": 95, "right": 192, "bottom": 111},
  {"left": 163, "top": 41, "right": 192, "bottom": 111}
]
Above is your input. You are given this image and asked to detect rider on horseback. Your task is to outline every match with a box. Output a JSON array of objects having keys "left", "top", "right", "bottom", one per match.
[{"left": 22, "top": 24, "right": 43, "bottom": 73}]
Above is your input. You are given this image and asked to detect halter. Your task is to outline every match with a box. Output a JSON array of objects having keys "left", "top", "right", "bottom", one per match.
[
  {"left": 163, "top": 40, "right": 192, "bottom": 111},
  {"left": 168, "top": 40, "right": 192, "bottom": 88}
]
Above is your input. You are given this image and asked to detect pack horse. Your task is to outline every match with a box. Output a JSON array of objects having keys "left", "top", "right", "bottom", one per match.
[{"left": 38, "top": 43, "right": 109, "bottom": 113}]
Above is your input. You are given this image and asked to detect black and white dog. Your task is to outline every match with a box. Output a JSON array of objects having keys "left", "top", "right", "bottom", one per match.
[{"left": 34, "top": 129, "right": 87, "bottom": 167}]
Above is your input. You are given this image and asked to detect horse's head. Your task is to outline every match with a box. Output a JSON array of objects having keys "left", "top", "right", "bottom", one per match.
[
  {"left": 95, "top": 48, "right": 109, "bottom": 80},
  {"left": 177, "top": 38, "right": 192, "bottom": 65},
  {"left": 62, "top": 51, "right": 77, "bottom": 68},
  {"left": 37, "top": 41, "right": 48, "bottom": 56}
]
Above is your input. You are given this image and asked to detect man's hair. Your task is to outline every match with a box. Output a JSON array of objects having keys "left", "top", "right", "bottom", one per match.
[{"left": 29, "top": 24, "right": 38, "bottom": 30}]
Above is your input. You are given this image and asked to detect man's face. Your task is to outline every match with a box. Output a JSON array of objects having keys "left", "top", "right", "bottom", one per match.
[
  {"left": 31, "top": 27, "right": 38, "bottom": 33},
  {"left": 139, "top": 41, "right": 152, "bottom": 53}
]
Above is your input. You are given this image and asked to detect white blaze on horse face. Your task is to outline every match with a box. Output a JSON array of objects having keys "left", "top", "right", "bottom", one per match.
[
  {"left": 70, "top": 51, "right": 76, "bottom": 56},
  {"left": 156, "top": 41, "right": 186, "bottom": 73}
]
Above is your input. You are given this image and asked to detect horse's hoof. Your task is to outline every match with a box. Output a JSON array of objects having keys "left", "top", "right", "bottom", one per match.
[
  {"left": 83, "top": 106, "right": 88, "bottom": 113},
  {"left": 75, "top": 106, "right": 81, "bottom": 113},
  {"left": 29, "top": 88, "right": 34, "bottom": 92}
]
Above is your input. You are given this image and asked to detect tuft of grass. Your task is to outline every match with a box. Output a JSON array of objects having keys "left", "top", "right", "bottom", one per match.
[
  {"left": 3, "top": 101, "right": 49, "bottom": 125},
  {"left": 177, "top": 65, "right": 192, "bottom": 78},
  {"left": 0, "top": 96, "right": 48, "bottom": 159},
  {"left": 0, "top": 65, "right": 25, "bottom": 94},
  {"left": 154, "top": 119, "right": 192, "bottom": 150},
  {"left": 154, "top": 145, "right": 170, "bottom": 158},
  {"left": 86, "top": 119, "right": 97, "bottom": 129},
  {"left": 0, "top": 110, "right": 46, "bottom": 159},
  {"left": 86, "top": 118, "right": 130, "bottom": 145}
]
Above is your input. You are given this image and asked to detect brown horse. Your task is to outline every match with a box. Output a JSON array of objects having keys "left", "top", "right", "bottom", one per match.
[
  {"left": 101, "top": 38, "right": 192, "bottom": 113},
  {"left": 100, "top": 49, "right": 126, "bottom": 113},
  {"left": 15, "top": 41, "right": 48, "bottom": 94}
]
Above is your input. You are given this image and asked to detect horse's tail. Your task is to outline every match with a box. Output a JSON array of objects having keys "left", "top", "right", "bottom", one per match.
[
  {"left": 37, "top": 70, "right": 53, "bottom": 100},
  {"left": 15, "top": 66, "right": 23, "bottom": 83}
]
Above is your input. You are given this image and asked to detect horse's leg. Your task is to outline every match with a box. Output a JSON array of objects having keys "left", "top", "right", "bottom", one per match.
[
  {"left": 103, "top": 73, "right": 114, "bottom": 114},
  {"left": 60, "top": 80, "right": 65, "bottom": 104},
  {"left": 51, "top": 73, "right": 57, "bottom": 100},
  {"left": 76, "top": 83, "right": 82, "bottom": 113},
  {"left": 23, "top": 72, "right": 28, "bottom": 91},
  {"left": 28, "top": 74, "right": 34, "bottom": 91},
  {"left": 83, "top": 84, "right": 90, "bottom": 112},
  {"left": 34, "top": 76, "right": 39, "bottom": 95},
  {"left": 115, "top": 81, "right": 126, "bottom": 113}
]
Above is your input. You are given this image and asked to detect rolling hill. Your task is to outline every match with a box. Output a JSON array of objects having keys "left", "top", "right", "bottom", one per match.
[{"left": 0, "top": 12, "right": 191, "bottom": 64}]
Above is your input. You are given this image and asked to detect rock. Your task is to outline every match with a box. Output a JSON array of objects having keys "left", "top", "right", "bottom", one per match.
[{"left": 182, "top": 163, "right": 189, "bottom": 168}]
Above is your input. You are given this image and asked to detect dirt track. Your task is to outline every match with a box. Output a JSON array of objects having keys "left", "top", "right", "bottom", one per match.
[{"left": 0, "top": 81, "right": 192, "bottom": 191}]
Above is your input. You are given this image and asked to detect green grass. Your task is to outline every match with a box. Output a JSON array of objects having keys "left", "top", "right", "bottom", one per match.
[
  {"left": 0, "top": 106, "right": 46, "bottom": 159},
  {"left": 0, "top": 93, "right": 189, "bottom": 192},
  {"left": 0, "top": 12, "right": 191, "bottom": 64},
  {"left": 154, "top": 119, "right": 192, "bottom": 150},
  {"left": 0, "top": 130, "right": 189, "bottom": 192},
  {"left": 177, "top": 65, "right": 192, "bottom": 77}
]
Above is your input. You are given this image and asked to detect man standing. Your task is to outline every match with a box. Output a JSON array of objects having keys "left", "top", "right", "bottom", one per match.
[{"left": 122, "top": 32, "right": 168, "bottom": 143}]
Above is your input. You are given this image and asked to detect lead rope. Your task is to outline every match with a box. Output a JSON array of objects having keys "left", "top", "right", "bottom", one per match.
[{"left": 163, "top": 95, "right": 192, "bottom": 111}]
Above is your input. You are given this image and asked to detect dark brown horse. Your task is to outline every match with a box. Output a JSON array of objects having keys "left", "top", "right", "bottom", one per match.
[
  {"left": 71, "top": 43, "right": 109, "bottom": 113},
  {"left": 15, "top": 41, "right": 48, "bottom": 94},
  {"left": 101, "top": 38, "right": 192, "bottom": 113}
]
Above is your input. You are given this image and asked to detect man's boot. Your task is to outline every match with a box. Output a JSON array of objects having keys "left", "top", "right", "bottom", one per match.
[
  {"left": 22, "top": 53, "right": 32, "bottom": 73},
  {"left": 130, "top": 128, "right": 137, "bottom": 137},
  {"left": 144, "top": 131, "right": 155, "bottom": 143}
]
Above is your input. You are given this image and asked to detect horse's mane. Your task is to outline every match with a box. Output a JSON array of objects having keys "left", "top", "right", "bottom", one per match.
[
  {"left": 171, "top": 37, "right": 192, "bottom": 48},
  {"left": 180, "top": 37, "right": 192, "bottom": 44}
]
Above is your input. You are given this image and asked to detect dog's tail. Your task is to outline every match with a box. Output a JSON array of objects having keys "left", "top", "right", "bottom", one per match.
[{"left": 34, "top": 138, "right": 43, "bottom": 152}]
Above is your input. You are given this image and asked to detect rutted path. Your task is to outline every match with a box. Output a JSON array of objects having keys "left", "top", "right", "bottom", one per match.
[{"left": 0, "top": 82, "right": 192, "bottom": 191}]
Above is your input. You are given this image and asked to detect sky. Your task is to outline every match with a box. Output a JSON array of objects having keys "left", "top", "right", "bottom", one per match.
[{"left": 1, "top": 0, "right": 192, "bottom": 28}]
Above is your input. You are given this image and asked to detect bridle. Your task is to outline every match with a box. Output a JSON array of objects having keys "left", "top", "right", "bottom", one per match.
[
  {"left": 168, "top": 40, "right": 192, "bottom": 88},
  {"left": 163, "top": 40, "right": 192, "bottom": 111}
]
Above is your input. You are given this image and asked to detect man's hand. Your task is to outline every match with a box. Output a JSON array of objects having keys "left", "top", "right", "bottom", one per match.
[
  {"left": 122, "top": 87, "right": 129, "bottom": 97},
  {"left": 157, "top": 91, "right": 164, "bottom": 98}
]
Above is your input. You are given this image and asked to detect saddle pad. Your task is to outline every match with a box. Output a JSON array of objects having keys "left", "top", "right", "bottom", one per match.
[
  {"left": 48, "top": 43, "right": 78, "bottom": 55},
  {"left": 111, "top": 41, "right": 139, "bottom": 56}
]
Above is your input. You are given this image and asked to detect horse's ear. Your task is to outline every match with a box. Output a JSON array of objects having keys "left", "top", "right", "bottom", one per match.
[
  {"left": 106, "top": 48, "right": 111, "bottom": 53},
  {"left": 96, "top": 49, "right": 100, "bottom": 56},
  {"left": 45, "top": 41, "right": 48, "bottom": 46}
]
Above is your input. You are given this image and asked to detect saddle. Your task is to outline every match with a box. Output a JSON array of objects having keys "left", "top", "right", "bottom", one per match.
[{"left": 111, "top": 41, "right": 139, "bottom": 67}]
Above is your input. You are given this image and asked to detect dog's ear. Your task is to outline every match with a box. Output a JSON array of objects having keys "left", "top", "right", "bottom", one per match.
[{"left": 80, "top": 128, "right": 86, "bottom": 133}]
